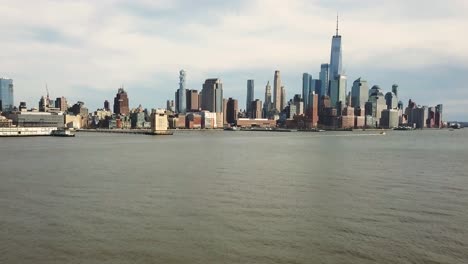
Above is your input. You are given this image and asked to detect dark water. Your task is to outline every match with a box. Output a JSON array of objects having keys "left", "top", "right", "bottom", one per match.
[{"left": 1, "top": 130, "right": 467, "bottom": 264}]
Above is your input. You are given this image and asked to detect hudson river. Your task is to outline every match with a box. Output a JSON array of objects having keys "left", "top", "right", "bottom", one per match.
[{"left": 1, "top": 130, "right": 467, "bottom": 263}]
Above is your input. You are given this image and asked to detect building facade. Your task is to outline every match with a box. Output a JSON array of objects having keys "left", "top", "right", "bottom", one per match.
[
  {"left": 273, "top": 70, "right": 282, "bottom": 112},
  {"left": 177, "top": 70, "right": 187, "bottom": 113},
  {"left": 201, "top": 79, "right": 223, "bottom": 113},
  {"left": 246, "top": 80, "right": 254, "bottom": 114},
  {"left": 113, "top": 88, "right": 129, "bottom": 116},
  {"left": 0, "top": 78, "right": 14, "bottom": 111}
]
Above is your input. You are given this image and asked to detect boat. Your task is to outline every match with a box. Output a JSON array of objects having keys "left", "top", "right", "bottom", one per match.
[
  {"left": 380, "top": 131, "right": 386, "bottom": 135},
  {"left": 224, "top": 126, "right": 239, "bottom": 131},
  {"left": 51, "top": 128, "right": 75, "bottom": 137},
  {"left": 393, "top": 126, "right": 413, "bottom": 131}
]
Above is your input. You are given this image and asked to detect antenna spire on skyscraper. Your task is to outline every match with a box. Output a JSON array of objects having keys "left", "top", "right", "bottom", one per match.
[{"left": 336, "top": 13, "right": 339, "bottom": 36}]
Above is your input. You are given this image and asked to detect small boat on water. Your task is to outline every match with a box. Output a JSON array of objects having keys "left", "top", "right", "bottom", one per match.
[
  {"left": 51, "top": 128, "right": 75, "bottom": 137},
  {"left": 380, "top": 131, "right": 386, "bottom": 135},
  {"left": 224, "top": 126, "right": 239, "bottom": 131}
]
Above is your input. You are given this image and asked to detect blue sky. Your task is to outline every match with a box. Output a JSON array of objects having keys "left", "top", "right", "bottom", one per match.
[{"left": 1, "top": 0, "right": 467, "bottom": 120}]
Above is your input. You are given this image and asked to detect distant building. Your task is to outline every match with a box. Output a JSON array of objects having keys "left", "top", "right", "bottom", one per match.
[
  {"left": 250, "top": 99, "right": 262, "bottom": 119},
  {"left": 70, "top": 101, "right": 89, "bottom": 128},
  {"left": 104, "top": 100, "right": 110, "bottom": 111},
  {"left": 201, "top": 111, "right": 217, "bottom": 129},
  {"left": 201, "top": 79, "right": 223, "bottom": 113},
  {"left": 186, "top": 89, "right": 199, "bottom": 112},
  {"left": 281, "top": 85, "right": 286, "bottom": 111},
  {"left": 320, "top": 64, "right": 330, "bottom": 97},
  {"left": 329, "top": 16, "right": 343, "bottom": 80},
  {"left": 246, "top": 80, "right": 254, "bottom": 115},
  {"left": 307, "top": 92, "right": 319, "bottom": 128},
  {"left": 55, "top": 97, "right": 68, "bottom": 112},
  {"left": 263, "top": 81, "right": 273, "bottom": 118},
  {"left": 273, "top": 71, "right": 282, "bottom": 112},
  {"left": 385, "top": 91, "right": 398, "bottom": 109},
  {"left": 7, "top": 112, "right": 65, "bottom": 128},
  {"left": 0, "top": 78, "right": 14, "bottom": 111},
  {"left": 226, "top": 98, "right": 238, "bottom": 124},
  {"left": 351, "top": 78, "right": 368, "bottom": 109},
  {"left": 113, "top": 88, "right": 129, "bottom": 116},
  {"left": 150, "top": 109, "right": 168, "bottom": 132},
  {"left": 330, "top": 75, "right": 347, "bottom": 107},
  {"left": 166, "top": 100, "right": 175, "bottom": 112},
  {"left": 177, "top": 70, "right": 187, "bottom": 113},
  {"left": 366, "top": 85, "right": 387, "bottom": 122},
  {"left": 302, "top": 73, "right": 312, "bottom": 110},
  {"left": 380, "top": 109, "right": 399, "bottom": 128}
]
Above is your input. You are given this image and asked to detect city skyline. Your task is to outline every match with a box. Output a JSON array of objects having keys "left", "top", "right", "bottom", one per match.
[{"left": 0, "top": 1, "right": 467, "bottom": 120}]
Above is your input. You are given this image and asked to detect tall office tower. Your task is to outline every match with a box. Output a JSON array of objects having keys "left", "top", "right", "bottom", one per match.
[
  {"left": 55, "top": 97, "right": 68, "bottom": 112},
  {"left": 263, "top": 81, "right": 272, "bottom": 116},
  {"left": 226, "top": 97, "right": 238, "bottom": 124},
  {"left": 246, "top": 80, "right": 254, "bottom": 114},
  {"left": 351, "top": 78, "right": 369, "bottom": 109},
  {"left": 0, "top": 78, "right": 14, "bottom": 111},
  {"left": 104, "top": 100, "right": 110, "bottom": 111},
  {"left": 392, "top": 84, "right": 399, "bottom": 98},
  {"left": 177, "top": 70, "right": 187, "bottom": 113},
  {"left": 308, "top": 92, "right": 319, "bottom": 127},
  {"left": 320, "top": 64, "right": 330, "bottom": 97},
  {"left": 113, "top": 87, "right": 129, "bottom": 116},
  {"left": 273, "top": 70, "right": 282, "bottom": 112},
  {"left": 280, "top": 85, "right": 286, "bottom": 111},
  {"left": 329, "top": 75, "right": 347, "bottom": 107},
  {"left": 310, "top": 79, "right": 322, "bottom": 97},
  {"left": 367, "top": 85, "right": 387, "bottom": 120},
  {"left": 186, "top": 89, "right": 199, "bottom": 112},
  {"left": 250, "top": 99, "right": 263, "bottom": 119},
  {"left": 302, "top": 73, "right": 312, "bottom": 110},
  {"left": 201, "top": 79, "right": 223, "bottom": 113},
  {"left": 435, "top": 104, "right": 443, "bottom": 128},
  {"left": 385, "top": 92, "right": 398, "bottom": 109},
  {"left": 166, "top": 100, "right": 175, "bottom": 112},
  {"left": 329, "top": 16, "right": 343, "bottom": 81},
  {"left": 38, "top": 96, "right": 47, "bottom": 112}
]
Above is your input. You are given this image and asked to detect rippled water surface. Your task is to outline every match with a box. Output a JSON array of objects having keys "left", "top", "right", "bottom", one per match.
[{"left": 1, "top": 130, "right": 468, "bottom": 263}]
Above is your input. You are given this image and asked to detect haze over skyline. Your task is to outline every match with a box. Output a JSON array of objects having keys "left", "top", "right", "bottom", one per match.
[{"left": 1, "top": 0, "right": 467, "bottom": 120}]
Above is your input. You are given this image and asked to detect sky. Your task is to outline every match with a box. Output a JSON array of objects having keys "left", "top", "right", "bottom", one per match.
[{"left": 0, "top": 0, "right": 467, "bottom": 120}]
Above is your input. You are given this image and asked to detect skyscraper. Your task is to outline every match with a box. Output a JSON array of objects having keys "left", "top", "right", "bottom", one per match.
[
  {"left": 226, "top": 97, "right": 238, "bottom": 124},
  {"left": 329, "top": 16, "right": 343, "bottom": 80},
  {"left": 0, "top": 78, "right": 14, "bottom": 111},
  {"left": 201, "top": 78, "right": 223, "bottom": 113},
  {"left": 177, "top": 70, "right": 187, "bottom": 113},
  {"left": 273, "top": 71, "right": 282, "bottom": 112},
  {"left": 55, "top": 97, "right": 68, "bottom": 112},
  {"left": 330, "top": 75, "right": 347, "bottom": 107},
  {"left": 320, "top": 64, "right": 330, "bottom": 97},
  {"left": 246, "top": 80, "right": 254, "bottom": 114},
  {"left": 263, "top": 81, "right": 272, "bottom": 113},
  {"left": 104, "top": 100, "right": 110, "bottom": 111},
  {"left": 250, "top": 99, "right": 262, "bottom": 119},
  {"left": 302, "top": 73, "right": 312, "bottom": 110},
  {"left": 281, "top": 85, "right": 286, "bottom": 111},
  {"left": 186, "top": 89, "right": 199, "bottom": 112},
  {"left": 351, "top": 78, "right": 369, "bottom": 109},
  {"left": 114, "top": 87, "right": 129, "bottom": 116}
]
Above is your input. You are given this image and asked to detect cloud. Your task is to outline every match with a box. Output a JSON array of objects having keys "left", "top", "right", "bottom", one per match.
[{"left": 0, "top": 0, "right": 466, "bottom": 120}]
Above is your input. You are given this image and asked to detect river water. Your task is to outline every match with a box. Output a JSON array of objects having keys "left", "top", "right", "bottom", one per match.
[{"left": 1, "top": 130, "right": 467, "bottom": 263}]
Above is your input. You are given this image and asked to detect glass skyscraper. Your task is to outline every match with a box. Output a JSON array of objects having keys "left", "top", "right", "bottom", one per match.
[
  {"left": 178, "top": 70, "right": 187, "bottom": 113},
  {"left": 319, "top": 64, "right": 329, "bottom": 97},
  {"left": 329, "top": 17, "right": 343, "bottom": 81},
  {"left": 0, "top": 78, "right": 14, "bottom": 111},
  {"left": 302, "top": 73, "right": 312, "bottom": 110},
  {"left": 246, "top": 80, "right": 254, "bottom": 114}
]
